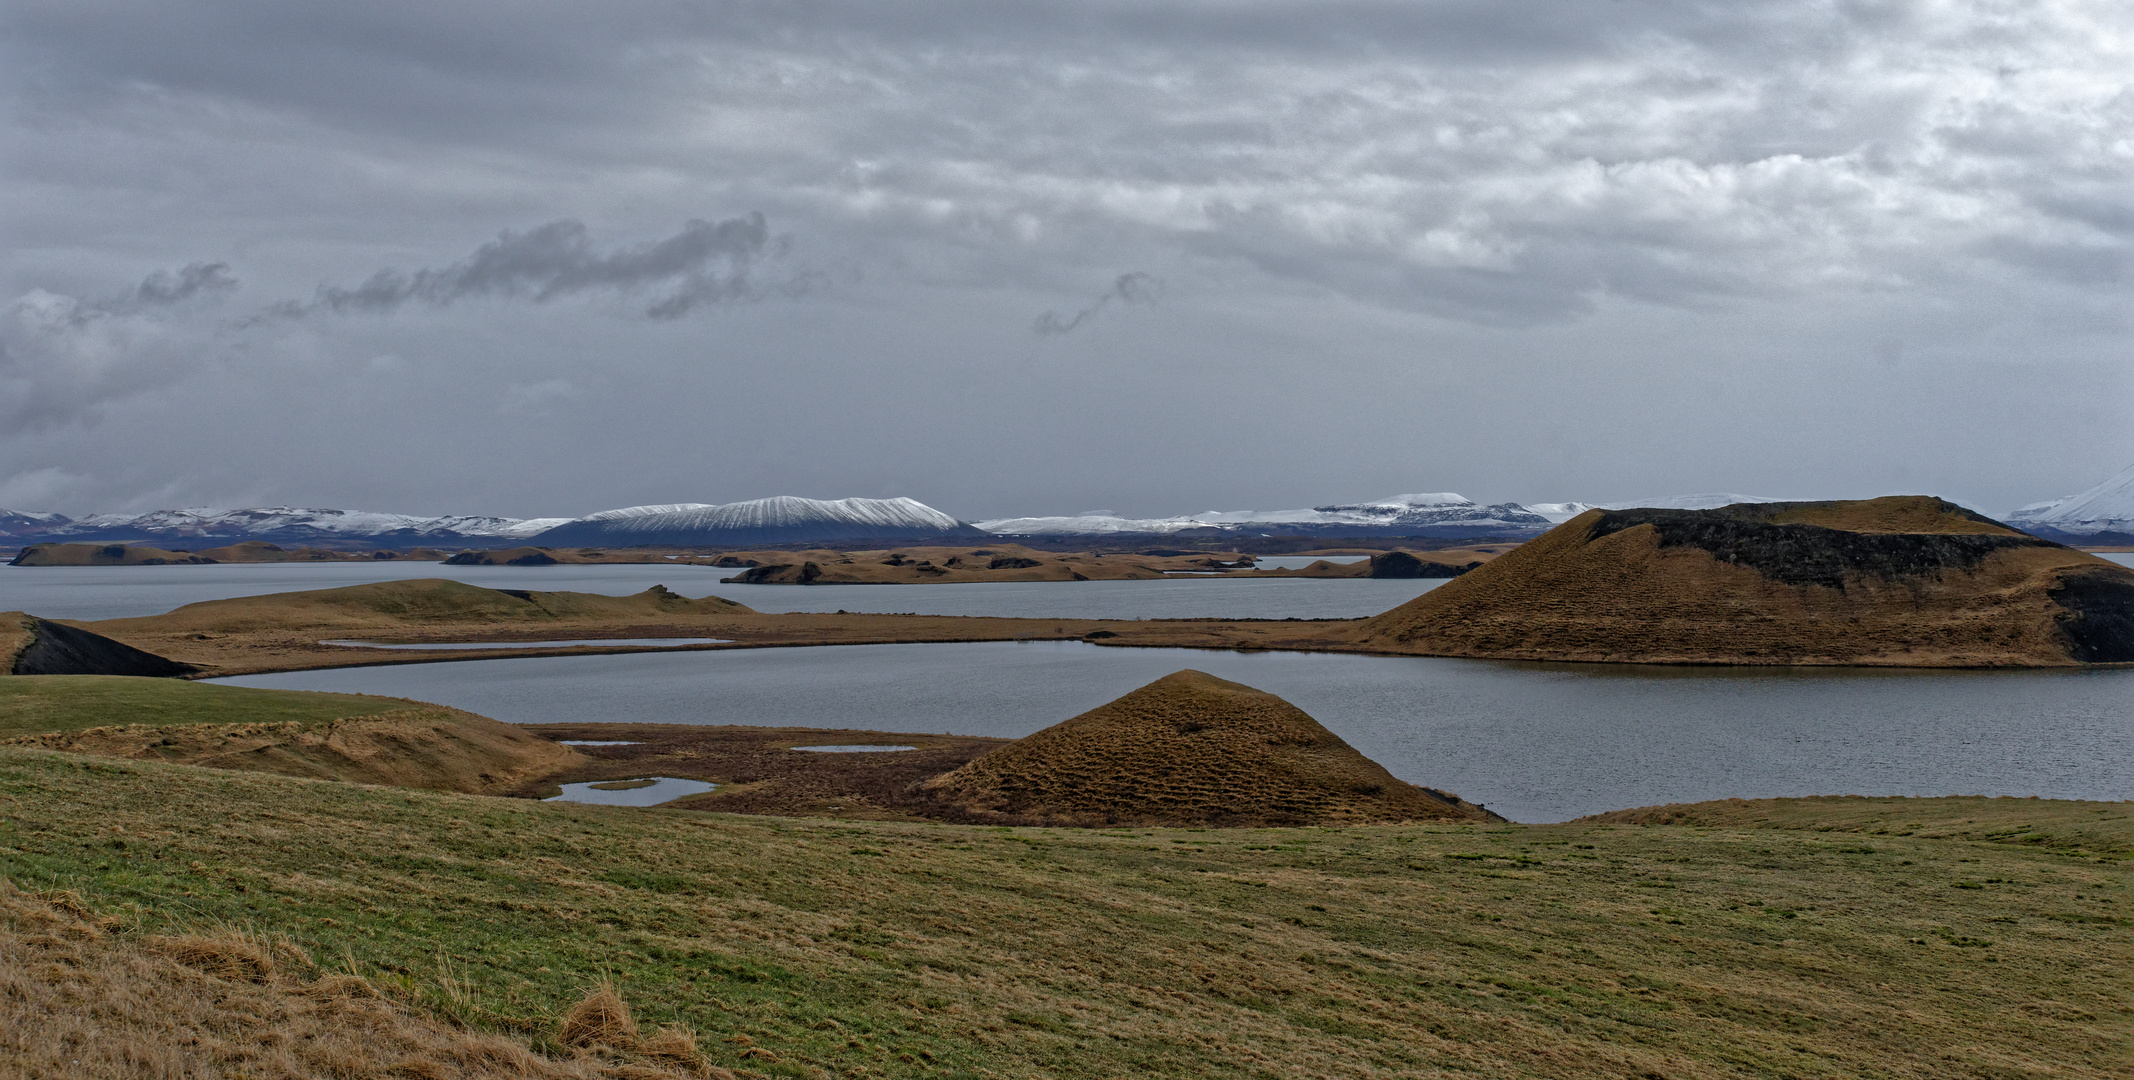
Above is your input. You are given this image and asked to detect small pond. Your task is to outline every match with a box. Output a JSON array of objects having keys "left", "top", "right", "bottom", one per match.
[{"left": 546, "top": 777, "right": 718, "bottom": 807}]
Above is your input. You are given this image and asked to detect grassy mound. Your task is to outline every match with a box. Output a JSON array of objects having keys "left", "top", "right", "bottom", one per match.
[
  {"left": 0, "top": 675, "right": 580, "bottom": 795},
  {"left": 3, "top": 752, "right": 2126, "bottom": 1079},
  {"left": 924, "top": 670, "right": 1492, "bottom": 826},
  {"left": 1343, "top": 495, "right": 2134, "bottom": 666}
]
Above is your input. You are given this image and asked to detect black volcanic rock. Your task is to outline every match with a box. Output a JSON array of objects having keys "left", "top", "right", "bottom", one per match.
[{"left": 9, "top": 616, "right": 197, "bottom": 677}]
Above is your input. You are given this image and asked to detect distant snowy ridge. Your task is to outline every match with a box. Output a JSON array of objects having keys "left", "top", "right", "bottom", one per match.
[
  {"left": 978, "top": 493, "right": 1553, "bottom": 536},
  {"left": 579, "top": 503, "right": 715, "bottom": 521},
  {"left": 530, "top": 496, "right": 978, "bottom": 547},
  {"left": 1521, "top": 502, "right": 1597, "bottom": 523},
  {"left": 2007, "top": 463, "right": 2134, "bottom": 536},
  {"left": 1594, "top": 493, "right": 1787, "bottom": 512},
  {"left": 977, "top": 492, "right": 1824, "bottom": 536},
  {"left": 0, "top": 505, "right": 569, "bottom": 545}
]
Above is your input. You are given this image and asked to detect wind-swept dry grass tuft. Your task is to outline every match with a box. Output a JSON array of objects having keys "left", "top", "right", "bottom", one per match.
[{"left": 559, "top": 979, "right": 639, "bottom": 1049}]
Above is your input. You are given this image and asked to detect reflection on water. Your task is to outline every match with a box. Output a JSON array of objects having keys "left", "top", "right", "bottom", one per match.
[
  {"left": 1251, "top": 555, "right": 1369, "bottom": 570},
  {"left": 217, "top": 641, "right": 2134, "bottom": 823},
  {"left": 546, "top": 777, "right": 718, "bottom": 806},
  {"left": 320, "top": 637, "right": 730, "bottom": 650},
  {"left": 793, "top": 744, "right": 918, "bottom": 753},
  {"left": 0, "top": 563, "right": 1445, "bottom": 622}
]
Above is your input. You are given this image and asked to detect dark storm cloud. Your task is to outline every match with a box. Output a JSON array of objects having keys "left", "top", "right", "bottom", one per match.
[{"left": 297, "top": 215, "right": 772, "bottom": 320}]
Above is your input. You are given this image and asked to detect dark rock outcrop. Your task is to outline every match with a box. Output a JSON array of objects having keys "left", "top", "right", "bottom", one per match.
[
  {"left": 9, "top": 616, "right": 197, "bottom": 677},
  {"left": 2049, "top": 570, "right": 2134, "bottom": 663},
  {"left": 1589, "top": 509, "right": 2051, "bottom": 590},
  {"left": 1367, "top": 551, "right": 1480, "bottom": 578}
]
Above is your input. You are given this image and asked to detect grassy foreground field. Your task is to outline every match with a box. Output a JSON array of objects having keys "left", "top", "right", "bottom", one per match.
[{"left": 2, "top": 749, "right": 2127, "bottom": 1078}]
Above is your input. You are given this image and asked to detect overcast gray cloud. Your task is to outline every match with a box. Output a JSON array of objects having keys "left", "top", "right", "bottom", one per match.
[
  {"left": 0, "top": 264, "right": 243, "bottom": 430},
  {"left": 1, "top": 1, "right": 2128, "bottom": 519}
]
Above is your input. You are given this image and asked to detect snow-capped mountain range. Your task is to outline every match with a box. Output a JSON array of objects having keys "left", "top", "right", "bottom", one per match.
[
  {"left": 974, "top": 493, "right": 1558, "bottom": 536},
  {"left": 0, "top": 506, "right": 570, "bottom": 546},
  {"left": 531, "top": 497, "right": 976, "bottom": 547},
  {"left": 2006, "top": 463, "right": 2134, "bottom": 539},
  {"left": 9, "top": 478, "right": 2115, "bottom": 551},
  {"left": 0, "top": 498, "right": 973, "bottom": 549}
]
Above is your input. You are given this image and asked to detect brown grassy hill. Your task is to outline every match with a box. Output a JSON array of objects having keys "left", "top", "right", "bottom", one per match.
[
  {"left": 11, "top": 542, "right": 216, "bottom": 566},
  {"left": 1339, "top": 496, "right": 2134, "bottom": 666},
  {"left": 923, "top": 670, "right": 1494, "bottom": 826}
]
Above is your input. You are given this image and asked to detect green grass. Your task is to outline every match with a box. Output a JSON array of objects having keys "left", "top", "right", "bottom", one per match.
[
  {"left": 0, "top": 675, "right": 414, "bottom": 739},
  {"left": 1, "top": 750, "right": 2127, "bottom": 1078}
]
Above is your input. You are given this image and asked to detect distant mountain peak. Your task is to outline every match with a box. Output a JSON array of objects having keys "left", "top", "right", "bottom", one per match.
[
  {"left": 2007, "top": 463, "right": 2134, "bottom": 536},
  {"left": 530, "top": 495, "right": 975, "bottom": 546}
]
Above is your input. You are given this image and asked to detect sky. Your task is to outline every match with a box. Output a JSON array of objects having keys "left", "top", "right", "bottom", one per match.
[{"left": 2, "top": 0, "right": 2130, "bottom": 522}]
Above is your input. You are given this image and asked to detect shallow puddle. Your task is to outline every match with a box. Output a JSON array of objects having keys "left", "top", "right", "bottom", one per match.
[
  {"left": 544, "top": 777, "right": 718, "bottom": 806},
  {"left": 791, "top": 744, "right": 918, "bottom": 753},
  {"left": 319, "top": 638, "right": 731, "bottom": 651},
  {"left": 558, "top": 740, "right": 642, "bottom": 746}
]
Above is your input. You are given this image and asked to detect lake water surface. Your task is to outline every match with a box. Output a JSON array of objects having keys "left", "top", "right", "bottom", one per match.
[
  {"left": 10, "top": 555, "right": 2126, "bottom": 622},
  {"left": 0, "top": 563, "right": 1445, "bottom": 621},
  {"left": 217, "top": 641, "right": 2134, "bottom": 823}
]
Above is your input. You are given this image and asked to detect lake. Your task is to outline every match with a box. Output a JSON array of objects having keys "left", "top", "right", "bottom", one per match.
[
  {"left": 215, "top": 641, "right": 2134, "bottom": 823},
  {"left": 0, "top": 563, "right": 1446, "bottom": 622},
  {"left": 8, "top": 555, "right": 2126, "bottom": 623}
]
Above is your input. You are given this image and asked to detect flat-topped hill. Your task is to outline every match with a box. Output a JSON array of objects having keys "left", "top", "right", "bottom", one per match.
[
  {"left": 89, "top": 579, "right": 754, "bottom": 635},
  {"left": 924, "top": 670, "right": 1495, "bottom": 826},
  {"left": 1339, "top": 496, "right": 2134, "bottom": 666}
]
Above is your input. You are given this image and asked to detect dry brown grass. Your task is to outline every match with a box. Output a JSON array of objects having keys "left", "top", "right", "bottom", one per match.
[
  {"left": 0, "top": 881, "right": 706, "bottom": 1080},
  {"left": 924, "top": 670, "right": 1492, "bottom": 826},
  {"left": 558, "top": 980, "right": 639, "bottom": 1049}
]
